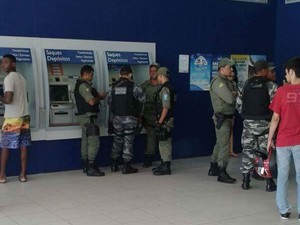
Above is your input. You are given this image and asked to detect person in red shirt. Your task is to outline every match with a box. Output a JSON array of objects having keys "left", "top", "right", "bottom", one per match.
[{"left": 268, "top": 57, "right": 300, "bottom": 220}]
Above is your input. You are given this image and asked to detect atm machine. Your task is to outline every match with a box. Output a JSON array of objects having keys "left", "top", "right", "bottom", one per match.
[
  {"left": 43, "top": 49, "right": 98, "bottom": 127},
  {"left": 49, "top": 83, "right": 73, "bottom": 125},
  {"left": 0, "top": 48, "right": 38, "bottom": 128}
]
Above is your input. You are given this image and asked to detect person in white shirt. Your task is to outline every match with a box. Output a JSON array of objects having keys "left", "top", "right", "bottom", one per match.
[{"left": 0, "top": 54, "right": 31, "bottom": 183}]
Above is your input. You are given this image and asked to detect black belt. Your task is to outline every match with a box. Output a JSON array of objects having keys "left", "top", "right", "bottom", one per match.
[{"left": 223, "top": 114, "right": 234, "bottom": 119}]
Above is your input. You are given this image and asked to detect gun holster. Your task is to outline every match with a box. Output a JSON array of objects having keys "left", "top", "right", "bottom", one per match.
[
  {"left": 215, "top": 113, "right": 225, "bottom": 129},
  {"left": 156, "top": 123, "right": 170, "bottom": 141},
  {"left": 85, "top": 116, "right": 99, "bottom": 137}
]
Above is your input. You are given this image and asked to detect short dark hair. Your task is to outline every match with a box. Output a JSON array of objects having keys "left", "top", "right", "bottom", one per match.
[
  {"left": 285, "top": 57, "right": 300, "bottom": 78},
  {"left": 80, "top": 65, "right": 94, "bottom": 76},
  {"left": 254, "top": 60, "right": 268, "bottom": 73},
  {"left": 2, "top": 54, "right": 16, "bottom": 63},
  {"left": 149, "top": 63, "right": 159, "bottom": 70},
  {"left": 120, "top": 65, "right": 132, "bottom": 75}
]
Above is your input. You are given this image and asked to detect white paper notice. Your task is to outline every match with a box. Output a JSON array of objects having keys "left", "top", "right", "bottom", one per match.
[
  {"left": 179, "top": 55, "right": 189, "bottom": 73},
  {"left": 231, "top": 0, "right": 268, "bottom": 3},
  {"left": 285, "top": 0, "right": 300, "bottom": 3}
]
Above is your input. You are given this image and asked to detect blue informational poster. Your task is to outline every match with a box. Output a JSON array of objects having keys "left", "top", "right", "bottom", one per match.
[
  {"left": 189, "top": 54, "right": 212, "bottom": 91},
  {"left": 106, "top": 51, "right": 149, "bottom": 65},
  {"left": 45, "top": 49, "right": 95, "bottom": 64},
  {"left": 0, "top": 48, "right": 32, "bottom": 63}
]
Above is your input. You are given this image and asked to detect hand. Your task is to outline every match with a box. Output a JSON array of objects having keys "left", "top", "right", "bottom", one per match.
[
  {"left": 267, "top": 139, "right": 274, "bottom": 152},
  {"left": 156, "top": 120, "right": 162, "bottom": 127},
  {"left": 98, "top": 92, "right": 107, "bottom": 100},
  {"left": 232, "top": 91, "right": 238, "bottom": 97}
]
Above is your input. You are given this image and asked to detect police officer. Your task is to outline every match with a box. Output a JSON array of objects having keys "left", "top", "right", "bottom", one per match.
[
  {"left": 267, "top": 63, "right": 276, "bottom": 82},
  {"left": 108, "top": 65, "right": 146, "bottom": 174},
  {"left": 74, "top": 65, "right": 106, "bottom": 176},
  {"left": 236, "top": 60, "right": 277, "bottom": 191},
  {"left": 141, "top": 63, "right": 161, "bottom": 167},
  {"left": 208, "top": 58, "right": 237, "bottom": 183},
  {"left": 152, "top": 67, "right": 174, "bottom": 176}
]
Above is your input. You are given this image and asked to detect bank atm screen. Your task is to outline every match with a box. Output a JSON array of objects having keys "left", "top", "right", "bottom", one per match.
[{"left": 49, "top": 85, "right": 69, "bottom": 103}]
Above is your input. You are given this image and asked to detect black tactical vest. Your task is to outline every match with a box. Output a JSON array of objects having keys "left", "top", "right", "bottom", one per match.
[
  {"left": 74, "top": 79, "right": 99, "bottom": 115},
  {"left": 155, "top": 81, "right": 174, "bottom": 121},
  {"left": 241, "top": 76, "right": 272, "bottom": 120},
  {"left": 111, "top": 77, "right": 138, "bottom": 117}
]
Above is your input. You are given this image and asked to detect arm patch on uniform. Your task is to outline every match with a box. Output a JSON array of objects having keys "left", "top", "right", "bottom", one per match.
[
  {"left": 163, "top": 93, "right": 168, "bottom": 101},
  {"left": 219, "top": 83, "right": 224, "bottom": 88},
  {"left": 115, "top": 87, "right": 127, "bottom": 95}
]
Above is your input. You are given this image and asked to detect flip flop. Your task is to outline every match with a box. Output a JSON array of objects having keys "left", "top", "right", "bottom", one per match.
[
  {"left": 19, "top": 176, "right": 27, "bottom": 182},
  {"left": 0, "top": 178, "right": 7, "bottom": 183}
]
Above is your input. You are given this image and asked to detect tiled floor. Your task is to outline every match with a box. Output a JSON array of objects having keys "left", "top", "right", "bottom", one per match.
[{"left": 0, "top": 156, "right": 298, "bottom": 225}]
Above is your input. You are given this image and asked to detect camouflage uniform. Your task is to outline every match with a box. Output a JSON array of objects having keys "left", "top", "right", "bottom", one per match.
[
  {"left": 107, "top": 83, "right": 146, "bottom": 162},
  {"left": 237, "top": 81, "right": 277, "bottom": 173}
]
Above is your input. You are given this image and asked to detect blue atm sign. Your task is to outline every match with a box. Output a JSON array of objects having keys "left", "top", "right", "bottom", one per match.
[
  {"left": 106, "top": 51, "right": 149, "bottom": 65},
  {"left": 45, "top": 49, "right": 95, "bottom": 64},
  {"left": 0, "top": 48, "right": 32, "bottom": 63}
]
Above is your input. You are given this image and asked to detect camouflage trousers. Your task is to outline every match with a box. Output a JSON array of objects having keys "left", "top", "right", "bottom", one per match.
[
  {"left": 111, "top": 116, "right": 138, "bottom": 162},
  {"left": 240, "top": 119, "right": 269, "bottom": 173}
]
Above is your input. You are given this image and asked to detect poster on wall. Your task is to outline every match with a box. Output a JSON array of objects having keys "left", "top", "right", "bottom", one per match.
[
  {"left": 189, "top": 54, "right": 211, "bottom": 91},
  {"left": 285, "top": 0, "right": 300, "bottom": 3},
  {"left": 178, "top": 54, "right": 189, "bottom": 73},
  {"left": 230, "top": 54, "right": 266, "bottom": 91},
  {"left": 211, "top": 54, "right": 229, "bottom": 79}
]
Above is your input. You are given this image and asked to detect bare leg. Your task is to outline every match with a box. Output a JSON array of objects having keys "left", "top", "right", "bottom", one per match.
[
  {"left": 20, "top": 147, "right": 27, "bottom": 179},
  {"left": 229, "top": 121, "right": 238, "bottom": 158},
  {"left": 0, "top": 149, "right": 9, "bottom": 180}
]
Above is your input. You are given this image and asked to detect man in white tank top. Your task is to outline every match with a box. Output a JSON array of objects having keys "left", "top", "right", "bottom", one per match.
[{"left": 0, "top": 54, "right": 31, "bottom": 183}]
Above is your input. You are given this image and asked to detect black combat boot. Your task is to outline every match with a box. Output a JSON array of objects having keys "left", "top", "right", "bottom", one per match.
[
  {"left": 208, "top": 162, "right": 218, "bottom": 176},
  {"left": 252, "top": 170, "right": 265, "bottom": 181},
  {"left": 143, "top": 155, "right": 153, "bottom": 168},
  {"left": 152, "top": 160, "right": 163, "bottom": 172},
  {"left": 111, "top": 158, "right": 119, "bottom": 172},
  {"left": 153, "top": 162, "right": 171, "bottom": 176},
  {"left": 241, "top": 173, "right": 251, "bottom": 190},
  {"left": 82, "top": 159, "right": 88, "bottom": 173},
  {"left": 266, "top": 178, "right": 276, "bottom": 192},
  {"left": 217, "top": 167, "right": 236, "bottom": 184},
  {"left": 87, "top": 161, "right": 105, "bottom": 176},
  {"left": 122, "top": 162, "right": 138, "bottom": 174}
]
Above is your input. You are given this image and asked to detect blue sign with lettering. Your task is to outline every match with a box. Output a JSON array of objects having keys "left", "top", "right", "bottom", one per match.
[
  {"left": 106, "top": 51, "right": 149, "bottom": 65},
  {"left": 0, "top": 48, "right": 32, "bottom": 63},
  {"left": 45, "top": 49, "right": 95, "bottom": 64}
]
